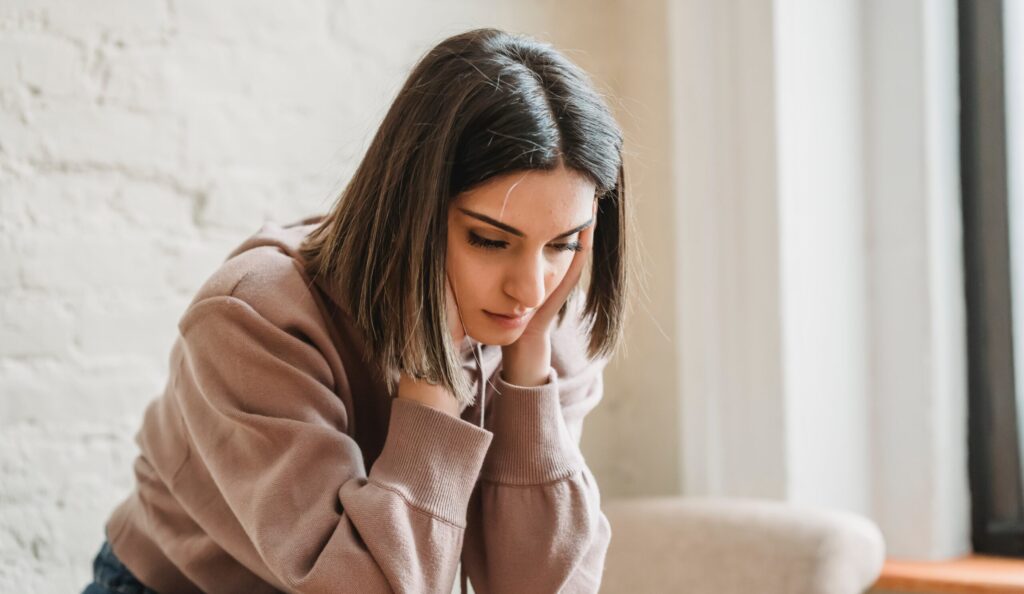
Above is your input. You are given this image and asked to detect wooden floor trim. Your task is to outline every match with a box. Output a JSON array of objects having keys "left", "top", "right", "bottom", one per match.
[{"left": 873, "top": 554, "right": 1024, "bottom": 594}]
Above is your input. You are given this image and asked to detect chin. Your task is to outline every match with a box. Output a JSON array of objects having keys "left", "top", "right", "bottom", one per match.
[
  {"left": 467, "top": 322, "right": 524, "bottom": 346},
  {"left": 490, "top": 334, "right": 520, "bottom": 346},
  {"left": 471, "top": 332, "right": 520, "bottom": 347}
]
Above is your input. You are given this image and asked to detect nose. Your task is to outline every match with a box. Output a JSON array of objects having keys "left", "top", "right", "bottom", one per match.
[{"left": 503, "top": 253, "right": 546, "bottom": 312}]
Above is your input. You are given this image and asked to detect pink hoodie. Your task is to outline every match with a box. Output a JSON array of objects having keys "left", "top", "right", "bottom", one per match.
[{"left": 103, "top": 215, "right": 611, "bottom": 593}]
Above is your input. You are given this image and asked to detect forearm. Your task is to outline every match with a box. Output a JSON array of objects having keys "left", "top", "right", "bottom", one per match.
[
  {"left": 463, "top": 469, "right": 610, "bottom": 594},
  {"left": 462, "top": 372, "right": 608, "bottom": 593}
]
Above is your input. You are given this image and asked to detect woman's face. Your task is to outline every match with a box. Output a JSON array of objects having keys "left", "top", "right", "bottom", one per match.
[{"left": 446, "top": 164, "right": 597, "bottom": 346}]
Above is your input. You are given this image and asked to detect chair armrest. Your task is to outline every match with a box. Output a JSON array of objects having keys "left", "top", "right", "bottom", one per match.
[{"left": 601, "top": 496, "right": 885, "bottom": 594}]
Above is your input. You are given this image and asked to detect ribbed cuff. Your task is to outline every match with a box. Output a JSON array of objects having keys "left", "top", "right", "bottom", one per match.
[
  {"left": 480, "top": 366, "right": 586, "bottom": 485},
  {"left": 369, "top": 398, "right": 493, "bottom": 526}
]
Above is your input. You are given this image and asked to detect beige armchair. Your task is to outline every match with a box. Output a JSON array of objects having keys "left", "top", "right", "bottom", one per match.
[{"left": 601, "top": 497, "right": 885, "bottom": 594}]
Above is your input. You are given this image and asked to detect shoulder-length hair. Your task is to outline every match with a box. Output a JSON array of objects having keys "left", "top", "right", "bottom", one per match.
[{"left": 299, "top": 28, "right": 632, "bottom": 406}]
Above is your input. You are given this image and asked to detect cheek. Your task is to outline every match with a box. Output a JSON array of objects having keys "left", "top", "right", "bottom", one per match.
[{"left": 446, "top": 245, "right": 497, "bottom": 303}]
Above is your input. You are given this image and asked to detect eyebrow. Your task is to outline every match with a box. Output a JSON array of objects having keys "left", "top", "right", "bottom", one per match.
[{"left": 457, "top": 207, "right": 593, "bottom": 240}]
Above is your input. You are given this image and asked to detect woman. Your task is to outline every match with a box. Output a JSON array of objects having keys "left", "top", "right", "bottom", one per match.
[{"left": 83, "top": 27, "right": 631, "bottom": 594}]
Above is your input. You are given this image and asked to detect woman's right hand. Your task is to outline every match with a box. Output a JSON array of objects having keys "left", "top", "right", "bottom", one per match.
[{"left": 395, "top": 275, "right": 466, "bottom": 418}]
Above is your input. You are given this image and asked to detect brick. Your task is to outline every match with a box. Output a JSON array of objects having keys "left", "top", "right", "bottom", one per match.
[
  {"left": 75, "top": 296, "right": 183, "bottom": 357},
  {"left": 164, "top": 36, "right": 358, "bottom": 112},
  {"left": 0, "top": 421, "right": 139, "bottom": 579},
  {"left": 191, "top": 171, "right": 275, "bottom": 230},
  {"left": 0, "top": 100, "right": 35, "bottom": 158},
  {"left": 162, "top": 39, "right": 249, "bottom": 101},
  {"left": 163, "top": 235, "right": 237, "bottom": 295},
  {"left": 174, "top": 0, "right": 326, "bottom": 46},
  {"left": 181, "top": 101, "right": 313, "bottom": 170},
  {"left": 0, "top": 360, "right": 161, "bottom": 428},
  {"left": 0, "top": 296, "right": 74, "bottom": 358},
  {"left": 13, "top": 34, "right": 86, "bottom": 97},
  {"left": 0, "top": 39, "right": 20, "bottom": 86},
  {"left": 100, "top": 45, "right": 175, "bottom": 110},
  {"left": 0, "top": 251, "right": 18, "bottom": 290},
  {"left": 106, "top": 179, "right": 197, "bottom": 232},
  {"left": 18, "top": 233, "right": 170, "bottom": 294},
  {"left": 26, "top": 101, "right": 180, "bottom": 171},
  {"left": 1, "top": 171, "right": 116, "bottom": 233},
  {"left": 0, "top": 175, "right": 31, "bottom": 235},
  {"left": 224, "top": 42, "right": 358, "bottom": 111},
  {"left": 1, "top": 171, "right": 198, "bottom": 235},
  {"left": 43, "top": 0, "right": 169, "bottom": 43}
]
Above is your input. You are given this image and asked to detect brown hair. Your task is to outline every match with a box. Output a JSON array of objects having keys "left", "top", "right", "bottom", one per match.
[{"left": 299, "top": 28, "right": 633, "bottom": 406}]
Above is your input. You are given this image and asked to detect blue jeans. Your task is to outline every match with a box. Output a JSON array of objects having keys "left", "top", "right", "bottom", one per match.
[{"left": 82, "top": 537, "right": 159, "bottom": 594}]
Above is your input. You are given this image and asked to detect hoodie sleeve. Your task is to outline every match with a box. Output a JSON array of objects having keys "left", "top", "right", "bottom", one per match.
[
  {"left": 175, "top": 294, "right": 493, "bottom": 594},
  {"left": 460, "top": 318, "right": 612, "bottom": 593}
]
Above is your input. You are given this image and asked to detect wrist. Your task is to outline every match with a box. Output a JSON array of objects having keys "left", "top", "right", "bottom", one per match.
[
  {"left": 500, "top": 338, "right": 552, "bottom": 387},
  {"left": 397, "top": 373, "right": 460, "bottom": 417}
]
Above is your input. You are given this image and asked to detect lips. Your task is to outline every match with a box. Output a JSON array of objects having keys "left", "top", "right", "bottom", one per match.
[{"left": 484, "top": 310, "right": 530, "bottom": 328}]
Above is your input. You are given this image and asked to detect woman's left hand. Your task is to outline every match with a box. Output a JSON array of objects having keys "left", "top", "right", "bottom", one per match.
[{"left": 500, "top": 220, "right": 595, "bottom": 386}]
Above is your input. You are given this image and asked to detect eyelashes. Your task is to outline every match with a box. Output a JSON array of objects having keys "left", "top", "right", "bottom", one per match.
[
  {"left": 467, "top": 231, "right": 583, "bottom": 253},
  {"left": 466, "top": 232, "right": 507, "bottom": 250},
  {"left": 547, "top": 239, "right": 586, "bottom": 253}
]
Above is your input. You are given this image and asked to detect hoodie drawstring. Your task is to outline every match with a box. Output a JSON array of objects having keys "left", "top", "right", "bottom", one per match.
[
  {"left": 461, "top": 340, "right": 487, "bottom": 594},
  {"left": 473, "top": 341, "right": 485, "bottom": 430}
]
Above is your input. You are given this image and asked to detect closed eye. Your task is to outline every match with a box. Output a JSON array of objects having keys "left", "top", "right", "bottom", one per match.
[
  {"left": 550, "top": 241, "right": 583, "bottom": 252},
  {"left": 467, "top": 232, "right": 507, "bottom": 250},
  {"left": 467, "top": 231, "right": 582, "bottom": 253}
]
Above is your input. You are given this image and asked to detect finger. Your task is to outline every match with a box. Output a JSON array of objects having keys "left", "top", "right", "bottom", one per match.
[
  {"left": 539, "top": 226, "right": 594, "bottom": 317},
  {"left": 564, "top": 224, "right": 595, "bottom": 285}
]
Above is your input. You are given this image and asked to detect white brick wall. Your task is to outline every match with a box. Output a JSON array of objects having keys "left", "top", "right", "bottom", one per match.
[{"left": 0, "top": 2, "right": 625, "bottom": 591}]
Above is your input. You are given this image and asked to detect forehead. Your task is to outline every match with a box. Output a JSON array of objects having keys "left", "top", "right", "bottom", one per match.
[{"left": 452, "top": 167, "right": 596, "bottom": 225}]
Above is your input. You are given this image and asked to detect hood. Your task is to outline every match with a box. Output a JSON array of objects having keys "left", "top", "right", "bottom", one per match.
[
  {"left": 225, "top": 214, "right": 325, "bottom": 264},
  {"left": 226, "top": 215, "right": 491, "bottom": 429}
]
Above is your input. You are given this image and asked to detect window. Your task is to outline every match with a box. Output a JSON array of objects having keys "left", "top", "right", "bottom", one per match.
[{"left": 960, "top": 0, "right": 1024, "bottom": 558}]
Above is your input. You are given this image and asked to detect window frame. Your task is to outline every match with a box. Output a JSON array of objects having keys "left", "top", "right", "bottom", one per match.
[{"left": 959, "top": 0, "right": 1024, "bottom": 557}]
